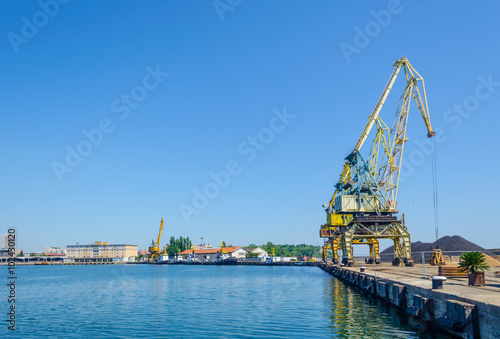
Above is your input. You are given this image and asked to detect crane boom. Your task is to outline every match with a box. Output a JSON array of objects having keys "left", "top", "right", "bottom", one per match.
[
  {"left": 404, "top": 61, "right": 435, "bottom": 138},
  {"left": 157, "top": 218, "right": 164, "bottom": 245},
  {"left": 354, "top": 58, "right": 404, "bottom": 152}
]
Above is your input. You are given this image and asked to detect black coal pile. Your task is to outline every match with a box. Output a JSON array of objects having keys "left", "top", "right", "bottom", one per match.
[
  {"left": 380, "top": 235, "right": 492, "bottom": 264},
  {"left": 381, "top": 235, "right": 485, "bottom": 254}
]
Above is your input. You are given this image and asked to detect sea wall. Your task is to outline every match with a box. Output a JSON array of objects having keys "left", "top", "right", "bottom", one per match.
[{"left": 319, "top": 263, "right": 500, "bottom": 339}]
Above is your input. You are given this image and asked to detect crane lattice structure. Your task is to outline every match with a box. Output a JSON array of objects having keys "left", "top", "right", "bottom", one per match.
[{"left": 320, "top": 57, "right": 435, "bottom": 267}]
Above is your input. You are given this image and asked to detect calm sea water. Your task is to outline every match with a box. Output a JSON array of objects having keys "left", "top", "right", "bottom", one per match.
[{"left": 4, "top": 265, "right": 450, "bottom": 338}]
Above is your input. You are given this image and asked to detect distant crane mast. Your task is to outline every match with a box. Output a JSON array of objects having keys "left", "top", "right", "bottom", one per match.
[
  {"left": 148, "top": 218, "right": 164, "bottom": 262},
  {"left": 217, "top": 241, "right": 227, "bottom": 261},
  {"left": 320, "top": 57, "right": 435, "bottom": 266}
]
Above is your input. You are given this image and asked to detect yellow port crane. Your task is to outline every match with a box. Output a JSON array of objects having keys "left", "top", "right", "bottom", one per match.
[
  {"left": 148, "top": 218, "right": 164, "bottom": 262},
  {"left": 217, "top": 241, "right": 227, "bottom": 261},
  {"left": 320, "top": 57, "right": 435, "bottom": 266}
]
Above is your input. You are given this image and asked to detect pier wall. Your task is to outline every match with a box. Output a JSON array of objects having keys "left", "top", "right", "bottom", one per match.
[{"left": 319, "top": 262, "right": 500, "bottom": 339}]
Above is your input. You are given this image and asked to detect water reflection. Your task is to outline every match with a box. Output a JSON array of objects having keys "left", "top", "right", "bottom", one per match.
[{"left": 326, "top": 278, "right": 450, "bottom": 338}]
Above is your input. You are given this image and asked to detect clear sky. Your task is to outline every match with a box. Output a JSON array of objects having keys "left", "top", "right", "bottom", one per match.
[{"left": 1, "top": 1, "right": 499, "bottom": 253}]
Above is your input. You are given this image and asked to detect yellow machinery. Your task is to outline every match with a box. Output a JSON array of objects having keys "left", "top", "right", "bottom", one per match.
[
  {"left": 323, "top": 236, "right": 380, "bottom": 264},
  {"left": 217, "top": 241, "right": 227, "bottom": 261},
  {"left": 320, "top": 57, "right": 435, "bottom": 266},
  {"left": 148, "top": 218, "right": 164, "bottom": 262},
  {"left": 429, "top": 248, "right": 446, "bottom": 265},
  {"left": 266, "top": 247, "right": 276, "bottom": 263},
  {"left": 189, "top": 245, "right": 196, "bottom": 260}
]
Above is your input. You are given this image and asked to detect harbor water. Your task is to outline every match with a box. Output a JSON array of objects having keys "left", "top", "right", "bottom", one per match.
[{"left": 7, "top": 265, "right": 451, "bottom": 338}]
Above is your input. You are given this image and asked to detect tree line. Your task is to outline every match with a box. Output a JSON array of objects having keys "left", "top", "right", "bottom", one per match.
[
  {"left": 252, "top": 242, "right": 322, "bottom": 257},
  {"left": 163, "top": 238, "right": 322, "bottom": 257},
  {"left": 167, "top": 236, "right": 192, "bottom": 256}
]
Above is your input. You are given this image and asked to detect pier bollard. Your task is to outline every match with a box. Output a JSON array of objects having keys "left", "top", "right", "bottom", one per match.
[
  {"left": 360, "top": 266, "right": 366, "bottom": 272},
  {"left": 432, "top": 276, "right": 447, "bottom": 289}
]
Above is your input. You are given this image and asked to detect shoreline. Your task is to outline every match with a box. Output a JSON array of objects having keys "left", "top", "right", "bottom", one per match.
[{"left": 0, "top": 261, "right": 320, "bottom": 266}]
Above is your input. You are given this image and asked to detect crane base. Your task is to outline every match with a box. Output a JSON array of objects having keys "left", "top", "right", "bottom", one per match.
[{"left": 342, "top": 258, "right": 354, "bottom": 267}]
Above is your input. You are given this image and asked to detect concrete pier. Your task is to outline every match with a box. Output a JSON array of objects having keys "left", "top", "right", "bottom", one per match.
[{"left": 319, "top": 262, "right": 500, "bottom": 339}]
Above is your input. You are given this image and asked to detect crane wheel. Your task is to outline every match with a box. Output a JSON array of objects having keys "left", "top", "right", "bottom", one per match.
[
  {"left": 404, "top": 259, "right": 414, "bottom": 267},
  {"left": 392, "top": 258, "right": 402, "bottom": 266}
]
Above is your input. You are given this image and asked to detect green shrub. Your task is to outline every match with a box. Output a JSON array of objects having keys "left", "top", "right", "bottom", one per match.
[{"left": 458, "top": 251, "right": 489, "bottom": 274}]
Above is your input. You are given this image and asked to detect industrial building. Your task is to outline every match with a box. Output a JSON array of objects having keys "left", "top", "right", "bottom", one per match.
[
  {"left": 1, "top": 234, "right": 9, "bottom": 250},
  {"left": 66, "top": 242, "right": 138, "bottom": 263}
]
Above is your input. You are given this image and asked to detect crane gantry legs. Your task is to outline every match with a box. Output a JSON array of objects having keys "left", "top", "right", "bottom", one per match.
[
  {"left": 339, "top": 218, "right": 412, "bottom": 266},
  {"left": 321, "top": 228, "right": 385, "bottom": 265}
]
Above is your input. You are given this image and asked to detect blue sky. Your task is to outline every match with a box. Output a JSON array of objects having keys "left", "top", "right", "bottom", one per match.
[{"left": 1, "top": 0, "right": 499, "bottom": 252}]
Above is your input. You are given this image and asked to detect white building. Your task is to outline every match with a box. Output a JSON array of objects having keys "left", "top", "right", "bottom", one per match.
[
  {"left": 1, "top": 234, "right": 8, "bottom": 250},
  {"left": 193, "top": 243, "right": 212, "bottom": 250},
  {"left": 230, "top": 247, "right": 250, "bottom": 259},
  {"left": 179, "top": 246, "right": 249, "bottom": 261},
  {"left": 44, "top": 246, "right": 66, "bottom": 255},
  {"left": 66, "top": 242, "right": 138, "bottom": 261}
]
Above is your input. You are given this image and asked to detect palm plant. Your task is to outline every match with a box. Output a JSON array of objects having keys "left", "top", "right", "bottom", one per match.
[{"left": 458, "top": 251, "right": 490, "bottom": 274}]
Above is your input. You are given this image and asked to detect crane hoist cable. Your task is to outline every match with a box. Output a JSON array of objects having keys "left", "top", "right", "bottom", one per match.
[{"left": 431, "top": 138, "right": 439, "bottom": 242}]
